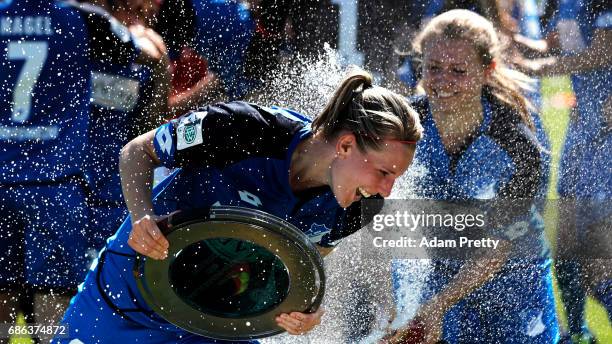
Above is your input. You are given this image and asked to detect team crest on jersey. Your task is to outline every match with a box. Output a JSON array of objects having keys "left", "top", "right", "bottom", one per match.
[
  {"left": 183, "top": 123, "right": 196, "bottom": 144},
  {"left": 177, "top": 112, "right": 206, "bottom": 150},
  {"left": 304, "top": 223, "right": 331, "bottom": 243}
]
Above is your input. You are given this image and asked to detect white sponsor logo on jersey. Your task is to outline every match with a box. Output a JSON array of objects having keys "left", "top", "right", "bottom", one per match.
[
  {"left": 91, "top": 72, "right": 140, "bottom": 111},
  {"left": 526, "top": 311, "right": 546, "bottom": 337},
  {"left": 0, "top": 16, "right": 52, "bottom": 35}
]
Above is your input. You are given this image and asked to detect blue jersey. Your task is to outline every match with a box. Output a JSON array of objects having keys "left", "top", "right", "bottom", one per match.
[
  {"left": 85, "top": 62, "right": 154, "bottom": 204},
  {"left": 0, "top": 1, "right": 140, "bottom": 184},
  {"left": 411, "top": 93, "right": 549, "bottom": 257},
  {"left": 554, "top": 0, "right": 611, "bottom": 197},
  {"left": 148, "top": 102, "right": 362, "bottom": 248},
  {"left": 555, "top": 0, "right": 611, "bottom": 140},
  {"left": 0, "top": 1, "right": 142, "bottom": 289},
  {"left": 56, "top": 101, "right": 370, "bottom": 342},
  {"left": 411, "top": 93, "right": 543, "bottom": 201},
  {"left": 411, "top": 93, "right": 549, "bottom": 256},
  {"left": 402, "top": 94, "right": 558, "bottom": 343},
  {"left": 155, "top": 0, "right": 255, "bottom": 99}
]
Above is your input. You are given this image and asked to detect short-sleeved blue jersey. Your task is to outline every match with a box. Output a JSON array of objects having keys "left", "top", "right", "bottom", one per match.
[
  {"left": 411, "top": 93, "right": 543, "bottom": 201},
  {"left": 0, "top": 1, "right": 140, "bottom": 183},
  {"left": 409, "top": 92, "right": 549, "bottom": 260},
  {"left": 85, "top": 61, "right": 154, "bottom": 203},
  {"left": 401, "top": 94, "right": 557, "bottom": 343},
  {"left": 145, "top": 101, "right": 365, "bottom": 250}
]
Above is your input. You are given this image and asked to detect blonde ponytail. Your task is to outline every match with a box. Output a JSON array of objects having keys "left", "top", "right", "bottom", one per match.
[{"left": 312, "top": 66, "right": 423, "bottom": 151}]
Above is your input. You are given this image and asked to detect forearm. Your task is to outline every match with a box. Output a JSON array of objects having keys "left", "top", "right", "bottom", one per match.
[
  {"left": 169, "top": 73, "right": 223, "bottom": 116},
  {"left": 537, "top": 29, "right": 612, "bottom": 76},
  {"left": 537, "top": 53, "right": 610, "bottom": 76},
  {"left": 426, "top": 242, "right": 510, "bottom": 313},
  {"left": 119, "top": 131, "right": 159, "bottom": 221}
]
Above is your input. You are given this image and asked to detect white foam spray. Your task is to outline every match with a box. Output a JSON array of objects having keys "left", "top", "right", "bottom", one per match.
[{"left": 255, "top": 47, "right": 431, "bottom": 344}]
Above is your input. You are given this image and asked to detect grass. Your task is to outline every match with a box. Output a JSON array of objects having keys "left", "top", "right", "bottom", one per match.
[{"left": 9, "top": 314, "right": 32, "bottom": 344}]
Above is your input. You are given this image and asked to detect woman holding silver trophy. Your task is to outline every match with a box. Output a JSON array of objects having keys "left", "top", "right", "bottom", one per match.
[{"left": 53, "top": 66, "right": 423, "bottom": 343}]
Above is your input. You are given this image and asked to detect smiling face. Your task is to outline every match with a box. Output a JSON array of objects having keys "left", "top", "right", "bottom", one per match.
[
  {"left": 329, "top": 134, "right": 415, "bottom": 208},
  {"left": 421, "top": 38, "right": 488, "bottom": 111}
]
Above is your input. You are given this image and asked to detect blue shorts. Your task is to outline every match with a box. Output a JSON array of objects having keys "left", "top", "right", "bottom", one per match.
[
  {"left": 0, "top": 180, "right": 90, "bottom": 290},
  {"left": 419, "top": 260, "right": 559, "bottom": 344}
]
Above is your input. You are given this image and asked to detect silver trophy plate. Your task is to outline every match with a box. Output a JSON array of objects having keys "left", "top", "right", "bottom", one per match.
[{"left": 134, "top": 206, "right": 326, "bottom": 340}]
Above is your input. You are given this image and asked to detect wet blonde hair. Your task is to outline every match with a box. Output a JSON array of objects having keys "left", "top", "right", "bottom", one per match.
[
  {"left": 312, "top": 66, "right": 423, "bottom": 151},
  {"left": 413, "top": 9, "right": 535, "bottom": 130}
]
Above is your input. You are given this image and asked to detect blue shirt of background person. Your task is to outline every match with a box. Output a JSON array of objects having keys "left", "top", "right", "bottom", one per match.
[
  {"left": 0, "top": 0, "right": 138, "bottom": 184},
  {"left": 155, "top": 0, "right": 255, "bottom": 100},
  {"left": 83, "top": 0, "right": 173, "bottom": 251},
  {"left": 85, "top": 52, "right": 159, "bottom": 250},
  {"left": 544, "top": 0, "right": 612, "bottom": 197},
  {"left": 404, "top": 93, "right": 557, "bottom": 344},
  {"left": 0, "top": 0, "right": 151, "bottom": 328},
  {"left": 0, "top": 0, "right": 141, "bottom": 282},
  {"left": 521, "top": 1, "right": 612, "bottom": 341}
]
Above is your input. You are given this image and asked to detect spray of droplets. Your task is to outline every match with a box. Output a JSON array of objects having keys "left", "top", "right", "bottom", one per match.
[
  {"left": 257, "top": 46, "right": 432, "bottom": 344},
  {"left": 247, "top": 44, "right": 350, "bottom": 119}
]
